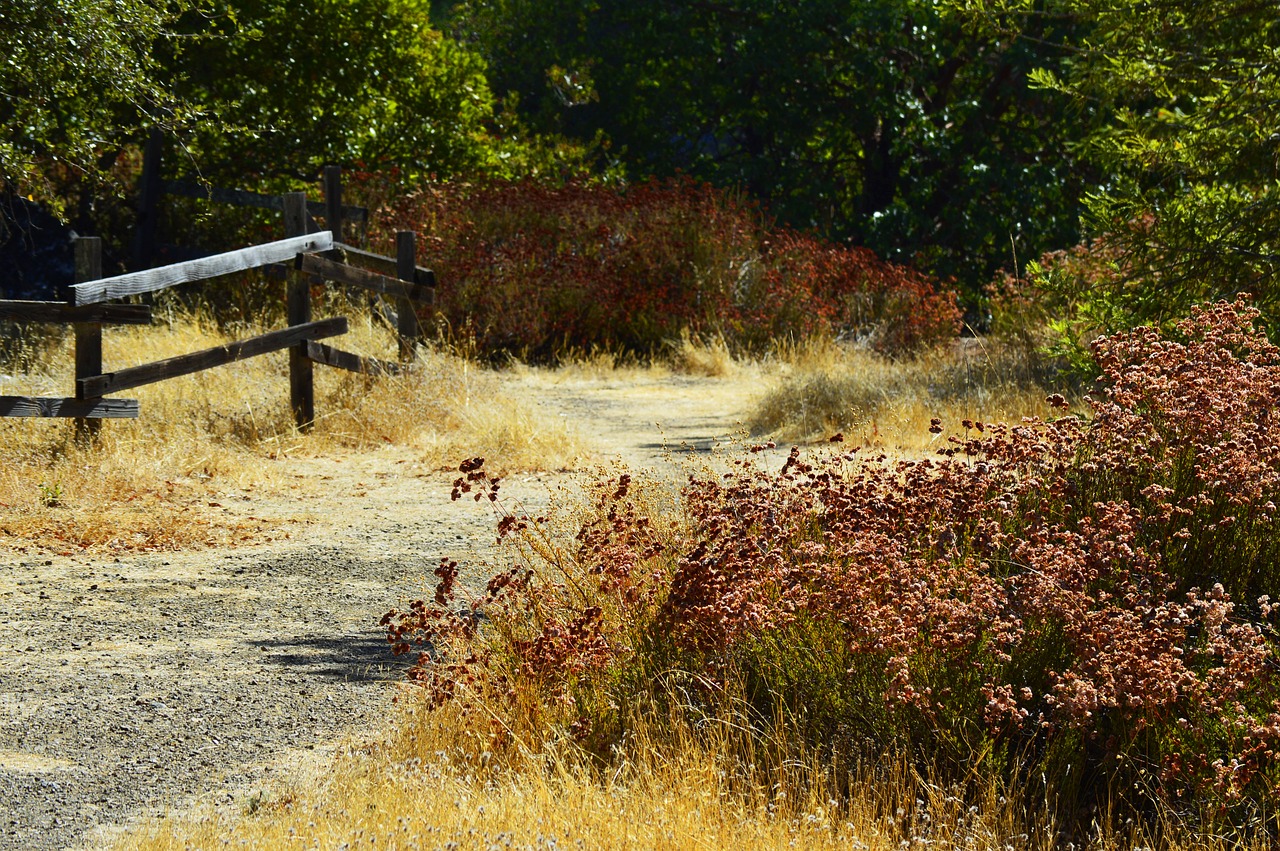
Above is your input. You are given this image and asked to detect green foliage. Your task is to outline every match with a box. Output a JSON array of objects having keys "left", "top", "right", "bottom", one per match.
[
  {"left": 966, "top": 0, "right": 1280, "bottom": 336},
  {"left": 167, "top": 0, "right": 499, "bottom": 184},
  {"left": 447, "top": 0, "right": 1098, "bottom": 292},
  {"left": 0, "top": 0, "right": 192, "bottom": 213},
  {"left": 37, "top": 480, "right": 63, "bottom": 508}
]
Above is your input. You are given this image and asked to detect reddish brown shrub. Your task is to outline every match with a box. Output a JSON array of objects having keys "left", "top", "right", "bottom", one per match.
[{"left": 370, "top": 178, "right": 960, "bottom": 360}]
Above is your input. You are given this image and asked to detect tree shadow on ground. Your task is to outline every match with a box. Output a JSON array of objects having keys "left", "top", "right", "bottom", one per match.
[{"left": 250, "top": 631, "right": 404, "bottom": 682}]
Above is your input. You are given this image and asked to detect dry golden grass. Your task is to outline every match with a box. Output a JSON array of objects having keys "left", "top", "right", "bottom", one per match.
[
  {"left": 750, "top": 337, "right": 1075, "bottom": 451},
  {"left": 669, "top": 329, "right": 737, "bottom": 377},
  {"left": 0, "top": 299, "right": 582, "bottom": 554},
  {"left": 115, "top": 693, "right": 1268, "bottom": 851}
]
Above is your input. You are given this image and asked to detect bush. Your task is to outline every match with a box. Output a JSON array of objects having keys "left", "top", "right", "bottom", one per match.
[
  {"left": 987, "top": 220, "right": 1149, "bottom": 382},
  {"left": 376, "top": 178, "right": 960, "bottom": 361},
  {"left": 386, "top": 298, "right": 1280, "bottom": 833}
]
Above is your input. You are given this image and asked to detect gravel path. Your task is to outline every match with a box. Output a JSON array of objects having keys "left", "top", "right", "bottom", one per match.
[{"left": 0, "top": 372, "right": 785, "bottom": 850}]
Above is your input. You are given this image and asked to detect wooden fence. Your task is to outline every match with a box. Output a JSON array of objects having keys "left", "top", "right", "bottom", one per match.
[{"left": 0, "top": 181, "right": 434, "bottom": 440}]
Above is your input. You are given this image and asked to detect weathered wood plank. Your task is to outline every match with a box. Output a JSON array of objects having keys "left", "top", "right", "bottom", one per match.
[
  {"left": 76, "top": 317, "right": 348, "bottom": 397},
  {"left": 0, "top": 396, "right": 139, "bottom": 419},
  {"left": 306, "top": 341, "right": 403, "bottom": 376},
  {"left": 73, "top": 237, "right": 104, "bottom": 440},
  {"left": 0, "top": 301, "right": 152, "bottom": 325},
  {"left": 69, "top": 232, "right": 334, "bottom": 305},
  {"left": 163, "top": 180, "right": 368, "bottom": 223},
  {"left": 396, "top": 231, "right": 420, "bottom": 360},
  {"left": 330, "top": 241, "right": 435, "bottom": 288},
  {"left": 296, "top": 254, "right": 434, "bottom": 305},
  {"left": 284, "top": 193, "right": 315, "bottom": 431}
]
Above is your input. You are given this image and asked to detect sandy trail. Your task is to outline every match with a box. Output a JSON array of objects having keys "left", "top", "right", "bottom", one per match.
[{"left": 0, "top": 371, "right": 781, "bottom": 850}]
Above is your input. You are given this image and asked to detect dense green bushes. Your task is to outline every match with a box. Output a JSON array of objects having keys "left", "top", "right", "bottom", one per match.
[
  {"left": 387, "top": 298, "right": 1280, "bottom": 836},
  {"left": 376, "top": 177, "right": 961, "bottom": 361}
]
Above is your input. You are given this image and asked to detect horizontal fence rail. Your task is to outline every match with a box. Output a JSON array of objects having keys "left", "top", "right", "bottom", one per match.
[
  {"left": 0, "top": 396, "right": 139, "bottom": 418},
  {"left": 296, "top": 254, "right": 434, "bottom": 305},
  {"left": 163, "top": 179, "right": 369, "bottom": 224},
  {"left": 76, "top": 317, "right": 348, "bottom": 398},
  {"left": 330, "top": 242, "right": 435, "bottom": 287},
  {"left": 305, "top": 341, "right": 403, "bottom": 376},
  {"left": 0, "top": 301, "right": 152, "bottom": 325},
  {"left": 69, "top": 232, "right": 334, "bottom": 305}
]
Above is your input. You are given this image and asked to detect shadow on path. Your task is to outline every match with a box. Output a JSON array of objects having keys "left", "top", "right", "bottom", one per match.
[{"left": 250, "top": 632, "right": 404, "bottom": 682}]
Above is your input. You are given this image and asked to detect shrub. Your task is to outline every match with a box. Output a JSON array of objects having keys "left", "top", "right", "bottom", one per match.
[
  {"left": 386, "top": 299, "right": 1280, "bottom": 832},
  {"left": 375, "top": 178, "right": 960, "bottom": 361}
]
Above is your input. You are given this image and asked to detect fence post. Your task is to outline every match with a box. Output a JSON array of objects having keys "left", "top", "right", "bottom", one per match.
[
  {"left": 73, "top": 237, "right": 103, "bottom": 443},
  {"left": 396, "top": 231, "right": 419, "bottom": 362},
  {"left": 283, "top": 192, "right": 314, "bottom": 431},
  {"left": 323, "top": 165, "right": 344, "bottom": 245}
]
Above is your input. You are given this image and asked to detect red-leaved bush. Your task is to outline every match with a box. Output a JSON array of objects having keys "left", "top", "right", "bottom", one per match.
[
  {"left": 386, "top": 298, "right": 1280, "bottom": 828},
  {"left": 370, "top": 178, "right": 960, "bottom": 360}
]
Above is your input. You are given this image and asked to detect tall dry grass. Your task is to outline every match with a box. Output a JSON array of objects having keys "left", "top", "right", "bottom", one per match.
[
  {"left": 750, "top": 336, "right": 1073, "bottom": 449},
  {"left": 115, "top": 693, "right": 1268, "bottom": 851},
  {"left": 0, "top": 296, "right": 582, "bottom": 553}
]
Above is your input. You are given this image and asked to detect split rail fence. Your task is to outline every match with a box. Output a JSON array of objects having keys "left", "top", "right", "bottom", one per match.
[{"left": 0, "top": 171, "right": 434, "bottom": 439}]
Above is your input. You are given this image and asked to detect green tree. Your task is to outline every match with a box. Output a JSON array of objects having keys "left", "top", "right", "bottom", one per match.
[
  {"left": 0, "top": 0, "right": 191, "bottom": 214},
  {"left": 448, "top": 0, "right": 1099, "bottom": 292},
  {"left": 167, "top": 0, "right": 501, "bottom": 185},
  {"left": 968, "top": 0, "right": 1280, "bottom": 330}
]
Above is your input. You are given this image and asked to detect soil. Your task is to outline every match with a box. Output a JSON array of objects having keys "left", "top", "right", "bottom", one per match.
[{"left": 0, "top": 371, "right": 785, "bottom": 850}]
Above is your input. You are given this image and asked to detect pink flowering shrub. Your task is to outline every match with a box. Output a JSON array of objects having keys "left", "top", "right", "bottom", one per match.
[{"left": 385, "top": 298, "right": 1280, "bottom": 827}]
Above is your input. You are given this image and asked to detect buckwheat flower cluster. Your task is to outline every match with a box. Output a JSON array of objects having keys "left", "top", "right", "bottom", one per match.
[{"left": 386, "top": 298, "right": 1280, "bottom": 814}]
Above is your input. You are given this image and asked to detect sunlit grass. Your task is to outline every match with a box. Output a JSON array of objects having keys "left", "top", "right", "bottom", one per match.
[
  {"left": 116, "top": 692, "right": 1268, "bottom": 851},
  {"left": 750, "top": 336, "right": 1074, "bottom": 451},
  {"left": 0, "top": 298, "right": 583, "bottom": 553}
]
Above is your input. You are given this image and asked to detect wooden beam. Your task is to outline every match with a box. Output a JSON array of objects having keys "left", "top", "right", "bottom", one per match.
[
  {"left": 76, "top": 317, "right": 348, "bottom": 397},
  {"left": 73, "top": 237, "right": 104, "bottom": 441},
  {"left": 296, "top": 254, "right": 434, "bottom": 305},
  {"left": 306, "top": 341, "right": 403, "bottom": 376},
  {"left": 331, "top": 241, "right": 435, "bottom": 288},
  {"left": 0, "top": 396, "right": 139, "bottom": 419},
  {"left": 284, "top": 193, "right": 315, "bottom": 431},
  {"left": 69, "top": 232, "right": 334, "bottom": 305},
  {"left": 0, "top": 300, "right": 152, "bottom": 325},
  {"left": 163, "top": 180, "right": 368, "bottom": 223},
  {"left": 396, "top": 231, "right": 420, "bottom": 360}
]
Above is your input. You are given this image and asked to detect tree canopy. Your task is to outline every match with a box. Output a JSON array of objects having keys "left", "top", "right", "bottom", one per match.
[
  {"left": 448, "top": 0, "right": 1100, "bottom": 291},
  {"left": 0, "top": 0, "right": 190, "bottom": 212},
  {"left": 961, "top": 0, "right": 1280, "bottom": 343},
  {"left": 167, "top": 0, "right": 501, "bottom": 185}
]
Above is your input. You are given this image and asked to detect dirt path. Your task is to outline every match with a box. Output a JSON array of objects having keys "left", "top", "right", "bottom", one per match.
[{"left": 0, "top": 372, "right": 783, "bottom": 850}]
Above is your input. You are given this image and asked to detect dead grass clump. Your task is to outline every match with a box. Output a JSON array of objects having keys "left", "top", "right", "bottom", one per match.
[
  {"left": 0, "top": 429, "right": 281, "bottom": 554},
  {"left": 669, "top": 329, "right": 737, "bottom": 377},
  {"left": 751, "top": 337, "right": 1070, "bottom": 449}
]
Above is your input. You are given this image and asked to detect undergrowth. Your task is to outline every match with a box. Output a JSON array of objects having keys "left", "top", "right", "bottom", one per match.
[
  {"left": 383, "top": 298, "right": 1280, "bottom": 842},
  {"left": 375, "top": 177, "right": 962, "bottom": 361},
  {"left": 749, "top": 336, "right": 1068, "bottom": 445}
]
